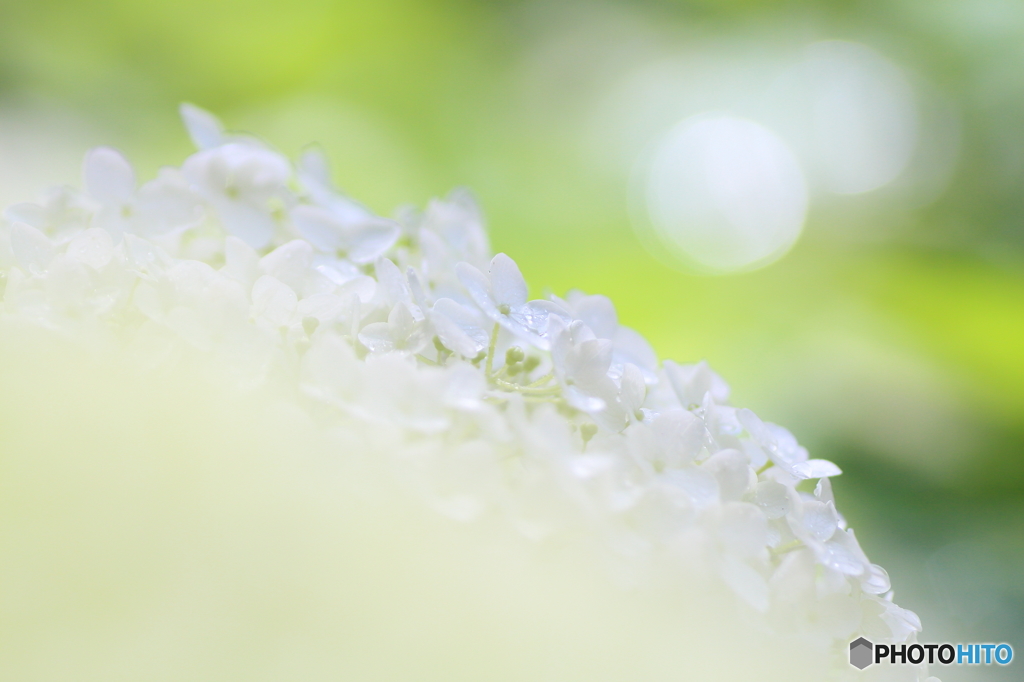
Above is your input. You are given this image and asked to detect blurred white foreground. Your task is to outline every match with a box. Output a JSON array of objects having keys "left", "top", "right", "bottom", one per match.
[{"left": 0, "top": 107, "right": 933, "bottom": 681}]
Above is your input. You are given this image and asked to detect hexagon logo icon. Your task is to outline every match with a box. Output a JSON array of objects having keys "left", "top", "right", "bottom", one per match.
[{"left": 850, "top": 637, "right": 874, "bottom": 669}]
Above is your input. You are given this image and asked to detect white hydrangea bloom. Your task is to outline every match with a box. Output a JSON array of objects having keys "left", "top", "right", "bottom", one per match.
[{"left": 0, "top": 105, "right": 936, "bottom": 681}]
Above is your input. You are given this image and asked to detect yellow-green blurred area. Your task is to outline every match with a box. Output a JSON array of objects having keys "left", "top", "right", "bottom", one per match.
[{"left": 1, "top": 0, "right": 1021, "bottom": 677}]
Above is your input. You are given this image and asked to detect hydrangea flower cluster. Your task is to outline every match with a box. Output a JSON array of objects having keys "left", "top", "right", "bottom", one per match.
[{"left": 1, "top": 106, "right": 932, "bottom": 680}]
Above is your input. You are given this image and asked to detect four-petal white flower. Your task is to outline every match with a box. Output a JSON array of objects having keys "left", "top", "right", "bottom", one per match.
[
  {"left": 553, "top": 291, "right": 659, "bottom": 382},
  {"left": 291, "top": 149, "right": 400, "bottom": 264},
  {"left": 431, "top": 297, "right": 490, "bottom": 358},
  {"left": 738, "top": 408, "right": 842, "bottom": 480},
  {"left": 549, "top": 317, "right": 617, "bottom": 414},
  {"left": 83, "top": 147, "right": 200, "bottom": 241},
  {"left": 181, "top": 141, "right": 291, "bottom": 249},
  {"left": 455, "top": 253, "right": 568, "bottom": 349},
  {"left": 358, "top": 301, "right": 432, "bottom": 355}
]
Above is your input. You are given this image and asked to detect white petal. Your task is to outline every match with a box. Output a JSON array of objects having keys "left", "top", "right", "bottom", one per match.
[
  {"left": 566, "top": 319, "right": 597, "bottom": 345},
  {"left": 84, "top": 147, "right": 136, "bottom": 204},
  {"left": 297, "top": 148, "right": 377, "bottom": 223},
  {"left": 612, "top": 326, "right": 659, "bottom": 382},
  {"left": 222, "top": 236, "right": 260, "bottom": 287},
  {"left": 702, "top": 449, "right": 752, "bottom": 501},
  {"left": 455, "top": 262, "right": 496, "bottom": 315},
  {"left": 563, "top": 386, "right": 606, "bottom": 413},
  {"left": 791, "top": 459, "right": 842, "bottom": 480},
  {"left": 297, "top": 147, "right": 333, "bottom": 198},
  {"left": 488, "top": 253, "right": 527, "bottom": 307},
  {"left": 388, "top": 302, "right": 418, "bottom": 339},
  {"left": 738, "top": 409, "right": 776, "bottom": 451},
  {"left": 590, "top": 399, "right": 628, "bottom": 433},
  {"left": 251, "top": 275, "right": 297, "bottom": 326},
  {"left": 314, "top": 258, "right": 362, "bottom": 286},
  {"left": 347, "top": 219, "right": 400, "bottom": 264},
  {"left": 229, "top": 152, "right": 291, "bottom": 198},
  {"left": 573, "top": 294, "right": 618, "bottom": 339},
  {"left": 861, "top": 564, "right": 891, "bottom": 595},
  {"left": 260, "top": 239, "right": 313, "bottom": 293},
  {"left": 799, "top": 500, "right": 838, "bottom": 543},
  {"left": 740, "top": 440, "right": 769, "bottom": 470},
  {"left": 401, "top": 325, "right": 432, "bottom": 355},
  {"left": 10, "top": 222, "right": 55, "bottom": 273},
  {"left": 653, "top": 409, "right": 704, "bottom": 467},
  {"left": 814, "top": 476, "right": 835, "bottom": 505},
  {"left": 619, "top": 363, "right": 647, "bottom": 414},
  {"left": 338, "top": 275, "right": 377, "bottom": 304},
  {"left": 547, "top": 315, "right": 571, "bottom": 368},
  {"left": 766, "top": 424, "right": 807, "bottom": 466},
  {"left": 90, "top": 205, "right": 128, "bottom": 241},
  {"left": 216, "top": 200, "right": 276, "bottom": 249},
  {"left": 663, "top": 466, "right": 719, "bottom": 510},
  {"left": 296, "top": 293, "right": 346, "bottom": 324},
  {"left": 817, "top": 529, "right": 869, "bottom": 576},
  {"left": 4, "top": 202, "right": 47, "bottom": 227},
  {"left": 432, "top": 298, "right": 488, "bottom": 357},
  {"left": 665, "top": 359, "right": 730, "bottom": 407},
  {"left": 565, "top": 338, "right": 613, "bottom": 386},
  {"left": 65, "top": 228, "right": 114, "bottom": 270},
  {"left": 180, "top": 103, "right": 224, "bottom": 150},
  {"left": 357, "top": 322, "right": 395, "bottom": 353},
  {"left": 751, "top": 480, "right": 790, "bottom": 519},
  {"left": 406, "top": 268, "right": 428, "bottom": 310},
  {"left": 421, "top": 190, "right": 490, "bottom": 268},
  {"left": 432, "top": 316, "right": 483, "bottom": 357},
  {"left": 704, "top": 401, "right": 743, "bottom": 438},
  {"left": 880, "top": 601, "right": 922, "bottom": 640},
  {"left": 134, "top": 169, "right": 200, "bottom": 235},
  {"left": 291, "top": 204, "right": 343, "bottom": 252},
  {"left": 376, "top": 257, "right": 412, "bottom": 308},
  {"left": 511, "top": 300, "right": 567, "bottom": 345},
  {"left": 123, "top": 234, "right": 171, "bottom": 278}
]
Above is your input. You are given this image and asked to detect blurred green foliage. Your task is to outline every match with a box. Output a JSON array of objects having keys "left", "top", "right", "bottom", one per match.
[{"left": 2, "top": 0, "right": 1022, "bottom": 673}]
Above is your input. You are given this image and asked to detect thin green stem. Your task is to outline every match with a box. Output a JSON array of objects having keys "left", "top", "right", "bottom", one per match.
[
  {"left": 519, "top": 387, "right": 563, "bottom": 396},
  {"left": 492, "top": 378, "right": 562, "bottom": 395},
  {"left": 526, "top": 371, "right": 555, "bottom": 388},
  {"left": 524, "top": 396, "right": 565, "bottom": 405},
  {"left": 770, "top": 540, "right": 803, "bottom": 558},
  {"left": 485, "top": 323, "right": 499, "bottom": 378}
]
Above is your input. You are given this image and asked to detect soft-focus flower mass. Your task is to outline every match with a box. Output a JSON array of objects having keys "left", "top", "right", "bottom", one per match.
[{"left": 0, "top": 106, "right": 935, "bottom": 680}]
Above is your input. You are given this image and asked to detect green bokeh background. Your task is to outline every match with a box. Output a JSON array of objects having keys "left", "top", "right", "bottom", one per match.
[{"left": 1, "top": 0, "right": 1021, "bottom": 678}]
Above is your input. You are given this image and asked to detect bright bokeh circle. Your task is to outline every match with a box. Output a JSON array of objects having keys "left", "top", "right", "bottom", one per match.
[{"left": 643, "top": 115, "right": 808, "bottom": 274}]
